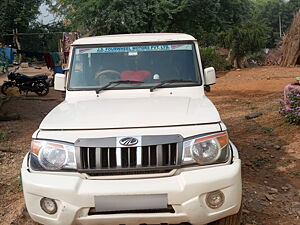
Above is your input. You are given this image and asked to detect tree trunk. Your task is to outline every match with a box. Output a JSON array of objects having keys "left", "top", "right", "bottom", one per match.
[
  {"left": 234, "top": 56, "right": 244, "bottom": 69},
  {"left": 13, "top": 28, "right": 22, "bottom": 63}
]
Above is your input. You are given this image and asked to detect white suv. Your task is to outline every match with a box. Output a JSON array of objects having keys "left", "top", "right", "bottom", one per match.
[{"left": 21, "top": 33, "right": 242, "bottom": 225}]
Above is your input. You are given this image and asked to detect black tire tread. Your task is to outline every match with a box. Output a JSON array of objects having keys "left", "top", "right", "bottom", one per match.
[{"left": 1, "top": 82, "right": 14, "bottom": 95}]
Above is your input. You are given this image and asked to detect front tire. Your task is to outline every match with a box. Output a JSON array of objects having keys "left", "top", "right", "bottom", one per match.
[
  {"left": 1, "top": 82, "right": 15, "bottom": 95},
  {"left": 208, "top": 207, "right": 242, "bottom": 225}
]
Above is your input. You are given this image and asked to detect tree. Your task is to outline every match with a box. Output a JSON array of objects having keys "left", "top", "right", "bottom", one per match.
[
  {"left": 50, "top": 0, "right": 254, "bottom": 46},
  {"left": 49, "top": 0, "right": 188, "bottom": 35},
  {"left": 172, "top": 0, "right": 253, "bottom": 46},
  {"left": 20, "top": 21, "right": 68, "bottom": 53},
  {"left": 0, "top": 0, "right": 43, "bottom": 46},
  {"left": 220, "top": 19, "right": 270, "bottom": 68},
  {"left": 0, "top": 0, "right": 43, "bottom": 120},
  {"left": 252, "top": 0, "right": 300, "bottom": 47}
]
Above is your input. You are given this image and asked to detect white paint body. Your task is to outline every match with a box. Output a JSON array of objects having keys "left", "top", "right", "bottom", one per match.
[{"left": 21, "top": 33, "right": 242, "bottom": 225}]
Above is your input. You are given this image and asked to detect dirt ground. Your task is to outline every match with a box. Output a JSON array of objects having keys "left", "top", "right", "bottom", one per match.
[{"left": 0, "top": 65, "right": 299, "bottom": 225}]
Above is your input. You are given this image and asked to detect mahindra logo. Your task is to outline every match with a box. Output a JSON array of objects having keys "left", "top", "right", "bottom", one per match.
[{"left": 119, "top": 137, "right": 138, "bottom": 146}]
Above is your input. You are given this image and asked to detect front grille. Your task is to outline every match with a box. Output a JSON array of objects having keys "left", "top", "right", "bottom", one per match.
[
  {"left": 79, "top": 144, "right": 178, "bottom": 170},
  {"left": 75, "top": 135, "right": 182, "bottom": 175}
]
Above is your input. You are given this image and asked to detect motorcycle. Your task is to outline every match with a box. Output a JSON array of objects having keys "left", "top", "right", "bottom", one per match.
[{"left": 1, "top": 67, "right": 49, "bottom": 96}]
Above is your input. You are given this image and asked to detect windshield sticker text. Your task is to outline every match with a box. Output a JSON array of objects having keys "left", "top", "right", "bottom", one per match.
[{"left": 76, "top": 44, "right": 192, "bottom": 54}]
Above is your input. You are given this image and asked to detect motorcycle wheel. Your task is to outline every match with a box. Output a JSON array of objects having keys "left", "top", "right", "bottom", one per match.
[
  {"left": 35, "top": 81, "right": 49, "bottom": 96},
  {"left": 1, "top": 82, "right": 15, "bottom": 95}
]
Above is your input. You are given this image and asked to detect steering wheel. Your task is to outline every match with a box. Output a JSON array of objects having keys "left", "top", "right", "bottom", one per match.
[{"left": 95, "top": 70, "right": 121, "bottom": 79}]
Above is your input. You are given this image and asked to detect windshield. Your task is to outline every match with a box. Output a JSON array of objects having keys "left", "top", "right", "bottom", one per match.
[{"left": 69, "top": 42, "right": 201, "bottom": 90}]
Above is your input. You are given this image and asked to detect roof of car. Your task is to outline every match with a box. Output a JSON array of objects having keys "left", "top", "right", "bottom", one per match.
[{"left": 72, "top": 33, "right": 196, "bottom": 46}]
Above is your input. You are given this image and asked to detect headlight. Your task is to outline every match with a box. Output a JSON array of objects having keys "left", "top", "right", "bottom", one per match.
[
  {"left": 31, "top": 140, "right": 76, "bottom": 170},
  {"left": 182, "top": 132, "right": 230, "bottom": 165}
]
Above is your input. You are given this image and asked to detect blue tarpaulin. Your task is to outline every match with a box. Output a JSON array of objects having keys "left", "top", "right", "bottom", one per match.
[{"left": 0, "top": 47, "right": 14, "bottom": 63}]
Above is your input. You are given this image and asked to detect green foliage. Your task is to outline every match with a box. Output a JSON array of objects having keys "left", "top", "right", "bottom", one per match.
[
  {"left": 245, "top": 50, "right": 267, "bottom": 67},
  {"left": 200, "top": 47, "right": 230, "bottom": 71},
  {"left": 253, "top": 142, "right": 266, "bottom": 149},
  {"left": 50, "top": 0, "right": 253, "bottom": 46},
  {"left": 219, "top": 19, "right": 270, "bottom": 67},
  {"left": 48, "top": 0, "right": 300, "bottom": 51},
  {"left": 289, "top": 170, "right": 300, "bottom": 177},
  {"left": 0, "top": 131, "right": 9, "bottom": 142},
  {"left": 50, "top": 0, "right": 187, "bottom": 34},
  {"left": 48, "top": 0, "right": 272, "bottom": 68},
  {"left": 0, "top": 0, "right": 43, "bottom": 40},
  {"left": 279, "top": 91, "right": 300, "bottom": 125},
  {"left": 252, "top": 0, "right": 300, "bottom": 48},
  {"left": 260, "top": 127, "right": 273, "bottom": 133},
  {"left": 20, "top": 22, "right": 69, "bottom": 52},
  {"left": 0, "top": 0, "right": 294, "bottom": 67},
  {"left": 253, "top": 157, "right": 269, "bottom": 166}
]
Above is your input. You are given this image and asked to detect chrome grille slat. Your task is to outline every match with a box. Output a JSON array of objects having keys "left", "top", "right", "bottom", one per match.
[
  {"left": 136, "top": 146, "right": 142, "bottom": 166},
  {"left": 168, "top": 144, "right": 171, "bottom": 165},
  {"left": 148, "top": 146, "right": 151, "bottom": 166},
  {"left": 116, "top": 147, "right": 121, "bottom": 167},
  {"left": 127, "top": 148, "right": 131, "bottom": 167},
  {"left": 107, "top": 148, "right": 110, "bottom": 168},
  {"left": 175, "top": 143, "right": 179, "bottom": 164},
  {"left": 95, "top": 147, "right": 101, "bottom": 168},
  {"left": 156, "top": 145, "right": 162, "bottom": 166}
]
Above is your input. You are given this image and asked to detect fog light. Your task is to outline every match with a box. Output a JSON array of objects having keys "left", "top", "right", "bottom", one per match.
[
  {"left": 205, "top": 190, "right": 225, "bottom": 209},
  {"left": 40, "top": 197, "right": 57, "bottom": 214}
]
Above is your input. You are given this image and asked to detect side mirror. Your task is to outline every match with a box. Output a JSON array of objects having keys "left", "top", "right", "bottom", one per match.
[
  {"left": 204, "top": 67, "right": 216, "bottom": 85},
  {"left": 54, "top": 73, "right": 66, "bottom": 91}
]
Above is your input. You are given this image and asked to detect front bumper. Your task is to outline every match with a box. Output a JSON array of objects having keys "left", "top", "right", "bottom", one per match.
[{"left": 21, "top": 154, "right": 242, "bottom": 225}]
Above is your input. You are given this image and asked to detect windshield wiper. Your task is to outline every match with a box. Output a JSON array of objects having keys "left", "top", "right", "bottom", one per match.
[
  {"left": 96, "top": 80, "right": 144, "bottom": 94},
  {"left": 150, "top": 80, "right": 197, "bottom": 92}
]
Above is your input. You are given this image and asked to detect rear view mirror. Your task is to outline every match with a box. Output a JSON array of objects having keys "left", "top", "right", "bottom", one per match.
[
  {"left": 54, "top": 73, "right": 66, "bottom": 91},
  {"left": 204, "top": 67, "right": 216, "bottom": 85}
]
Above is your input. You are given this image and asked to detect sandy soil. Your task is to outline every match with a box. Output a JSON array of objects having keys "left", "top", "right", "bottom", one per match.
[{"left": 0, "top": 65, "right": 299, "bottom": 225}]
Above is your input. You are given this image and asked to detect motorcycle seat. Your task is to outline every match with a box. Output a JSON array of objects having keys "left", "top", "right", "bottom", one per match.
[
  {"left": 32, "top": 74, "right": 48, "bottom": 80},
  {"left": 17, "top": 73, "right": 48, "bottom": 80}
]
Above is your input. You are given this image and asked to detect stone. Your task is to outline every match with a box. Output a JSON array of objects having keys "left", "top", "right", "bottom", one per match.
[
  {"left": 242, "top": 209, "right": 250, "bottom": 214},
  {"left": 20, "top": 62, "right": 29, "bottom": 68},
  {"left": 245, "top": 112, "right": 263, "bottom": 119},
  {"left": 265, "top": 193, "right": 275, "bottom": 201},
  {"left": 274, "top": 145, "right": 281, "bottom": 150},
  {"left": 268, "top": 187, "right": 278, "bottom": 194},
  {"left": 281, "top": 186, "right": 289, "bottom": 191},
  {"left": 261, "top": 201, "right": 270, "bottom": 206}
]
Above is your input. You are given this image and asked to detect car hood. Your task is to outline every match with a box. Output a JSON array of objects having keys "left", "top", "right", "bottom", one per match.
[{"left": 39, "top": 96, "right": 221, "bottom": 130}]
